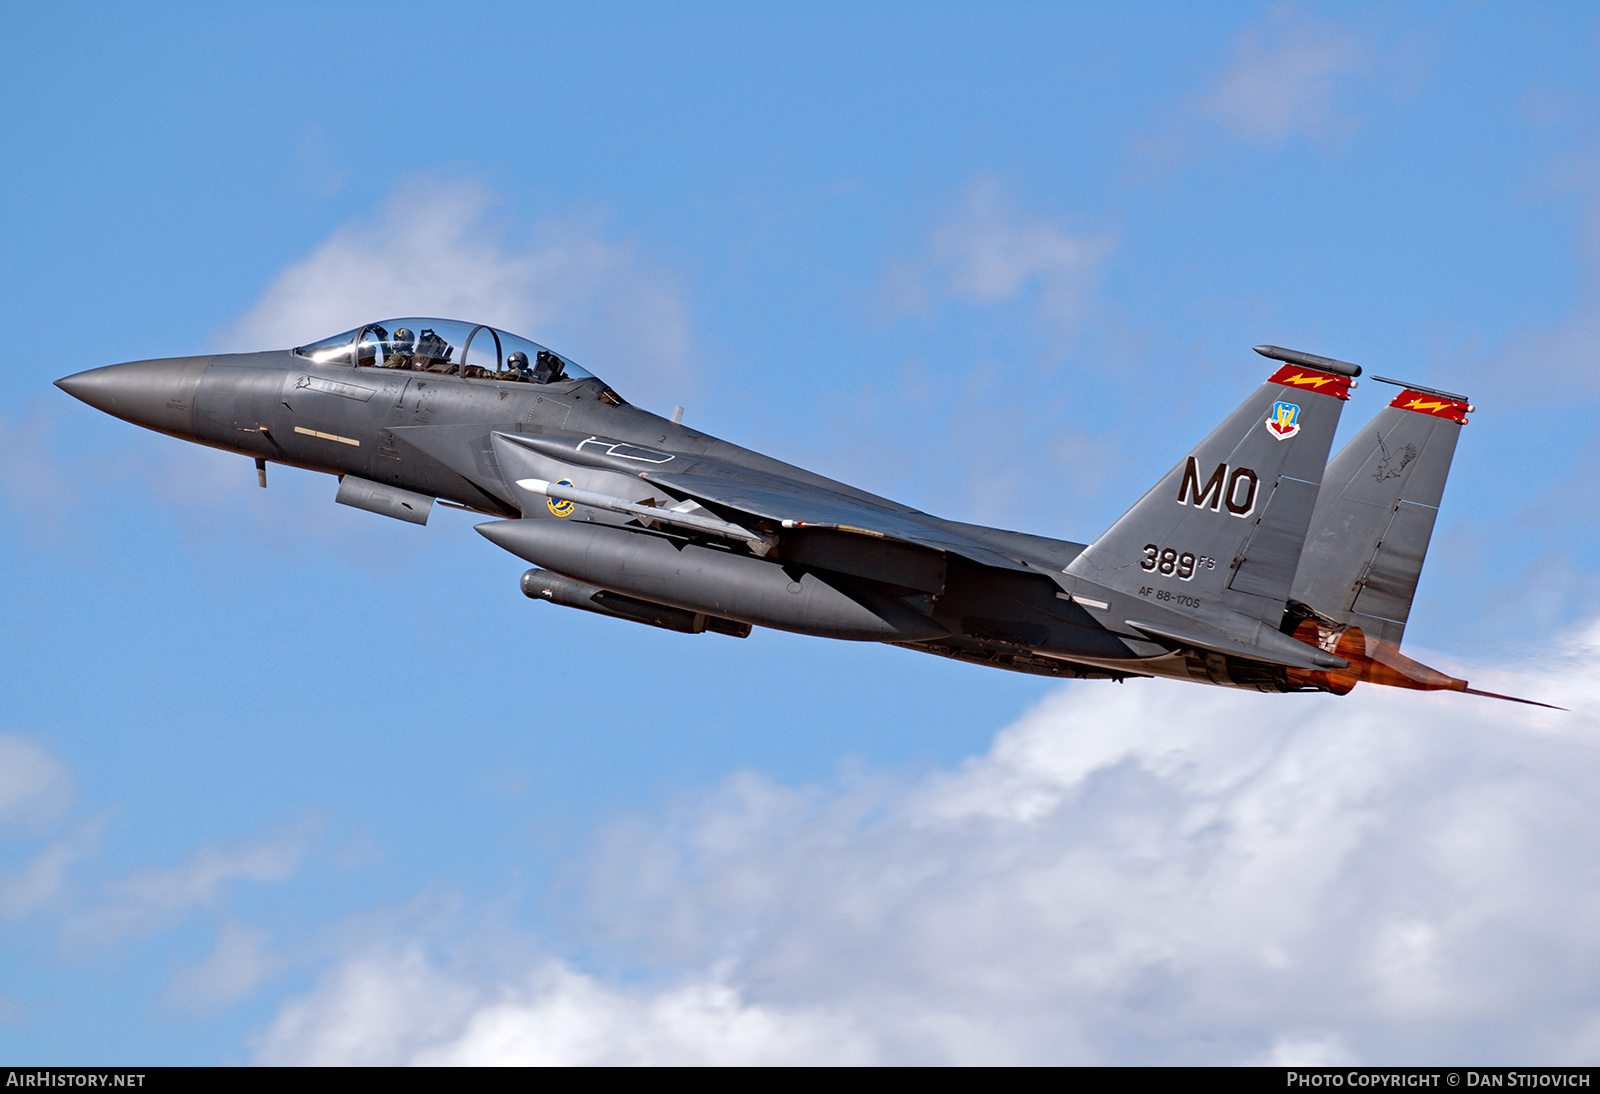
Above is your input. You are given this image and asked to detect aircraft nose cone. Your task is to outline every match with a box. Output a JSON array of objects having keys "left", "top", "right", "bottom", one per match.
[{"left": 56, "top": 355, "right": 214, "bottom": 438}]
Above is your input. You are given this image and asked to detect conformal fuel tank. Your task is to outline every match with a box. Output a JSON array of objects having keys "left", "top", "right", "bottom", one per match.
[{"left": 477, "top": 518, "right": 946, "bottom": 642}]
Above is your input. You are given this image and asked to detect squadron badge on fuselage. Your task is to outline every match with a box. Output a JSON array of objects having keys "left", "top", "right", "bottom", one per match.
[{"left": 548, "top": 480, "right": 576, "bottom": 517}]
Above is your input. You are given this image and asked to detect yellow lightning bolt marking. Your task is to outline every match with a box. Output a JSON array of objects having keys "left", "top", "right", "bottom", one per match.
[
  {"left": 1403, "top": 398, "right": 1451, "bottom": 413},
  {"left": 1278, "top": 373, "right": 1335, "bottom": 388}
]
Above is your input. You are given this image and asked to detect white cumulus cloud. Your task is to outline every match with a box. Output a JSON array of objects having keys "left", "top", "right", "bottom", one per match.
[
  {"left": 0, "top": 409, "right": 80, "bottom": 545},
  {"left": 1204, "top": 8, "right": 1372, "bottom": 144},
  {"left": 219, "top": 178, "right": 693, "bottom": 413},
  {"left": 255, "top": 949, "right": 874, "bottom": 1066},
  {"left": 887, "top": 176, "right": 1114, "bottom": 342},
  {"left": 252, "top": 621, "right": 1600, "bottom": 1065},
  {"left": 165, "top": 921, "right": 282, "bottom": 1014},
  {"left": 0, "top": 734, "right": 72, "bottom": 833},
  {"left": 75, "top": 818, "right": 316, "bottom": 942}
]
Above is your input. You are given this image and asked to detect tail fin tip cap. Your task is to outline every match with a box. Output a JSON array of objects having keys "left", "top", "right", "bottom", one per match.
[
  {"left": 1369, "top": 375, "right": 1471, "bottom": 403},
  {"left": 1253, "top": 344, "right": 1361, "bottom": 378}
]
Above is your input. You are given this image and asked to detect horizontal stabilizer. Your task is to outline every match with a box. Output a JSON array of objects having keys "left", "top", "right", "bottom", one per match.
[{"left": 1127, "top": 615, "right": 1349, "bottom": 672}]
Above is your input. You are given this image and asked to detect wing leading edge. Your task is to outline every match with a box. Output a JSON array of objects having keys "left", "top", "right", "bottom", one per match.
[{"left": 492, "top": 430, "right": 1048, "bottom": 574}]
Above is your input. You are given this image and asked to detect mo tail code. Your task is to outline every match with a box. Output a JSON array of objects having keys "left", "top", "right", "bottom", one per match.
[{"left": 1177, "top": 457, "right": 1259, "bottom": 518}]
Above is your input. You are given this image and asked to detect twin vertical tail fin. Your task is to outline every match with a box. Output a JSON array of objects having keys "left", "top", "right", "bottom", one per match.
[
  {"left": 1283, "top": 382, "right": 1561, "bottom": 708},
  {"left": 1068, "top": 352, "right": 1559, "bottom": 706},
  {"left": 1291, "top": 381, "right": 1470, "bottom": 646},
  {"left": 1066, "top": 347, "right": 1356, "bottom": 662}
]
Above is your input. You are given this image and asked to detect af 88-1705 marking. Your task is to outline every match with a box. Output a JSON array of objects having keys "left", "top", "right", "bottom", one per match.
[{"left": 1138, "top": 588, "right": 1202, "bottom": 609}]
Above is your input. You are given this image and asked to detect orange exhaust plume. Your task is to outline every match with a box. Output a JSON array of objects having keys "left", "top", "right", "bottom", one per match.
[{"left": 1286, "top": 620, "right": 1563, "bottom": 708}]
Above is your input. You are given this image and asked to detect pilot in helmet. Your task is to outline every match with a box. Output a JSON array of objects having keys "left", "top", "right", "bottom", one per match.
[
  {"left": 388, "top": 327, "right": 416, "bottom": 369},
  {"left": 506, "top": 351, "right": 533, "bottom": 380}
]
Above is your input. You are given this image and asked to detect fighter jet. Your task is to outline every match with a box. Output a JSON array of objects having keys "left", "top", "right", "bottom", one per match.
[{"left": 56, "top": 317, "right": 1546, "bottom": 705}]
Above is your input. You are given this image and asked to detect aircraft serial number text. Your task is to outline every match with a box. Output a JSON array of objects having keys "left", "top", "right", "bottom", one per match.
[{"left": 1138, "top": 587, "right": 1202, "bottom": 609}]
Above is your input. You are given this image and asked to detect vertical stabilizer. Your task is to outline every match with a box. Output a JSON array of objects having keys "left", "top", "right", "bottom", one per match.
[
  {"left": 1067, "top": 349, "right": 1354, "bottom": 632},
  {"left": 1290, "top": 383, "right": 1470, "bottom": 646}
]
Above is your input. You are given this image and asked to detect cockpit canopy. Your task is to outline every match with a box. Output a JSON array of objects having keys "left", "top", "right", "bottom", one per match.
[{"left": 294, "top": 319, "right": 596, "bottom": 387}]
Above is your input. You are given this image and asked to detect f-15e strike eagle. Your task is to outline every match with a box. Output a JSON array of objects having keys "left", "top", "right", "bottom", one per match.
[{"left": 57, "top": 318, "right": 1546, "bottom": 705}]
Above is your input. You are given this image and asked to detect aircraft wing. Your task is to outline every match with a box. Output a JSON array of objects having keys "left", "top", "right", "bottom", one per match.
[
  {"left": 639, "top": 465, "right": 1037, "bottom": 573},
  {"left": 486, "top": 430, "right": 1038, "bottom": 573}
]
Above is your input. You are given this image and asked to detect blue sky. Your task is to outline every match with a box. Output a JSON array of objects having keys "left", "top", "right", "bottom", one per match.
[{"left": 3, "top": 2, "right": 1599, "bottom": 1064}]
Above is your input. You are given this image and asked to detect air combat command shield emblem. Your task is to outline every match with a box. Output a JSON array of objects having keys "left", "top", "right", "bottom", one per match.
[{"left": 1266, "top": 400, "right": 1302, "bottom": 440}]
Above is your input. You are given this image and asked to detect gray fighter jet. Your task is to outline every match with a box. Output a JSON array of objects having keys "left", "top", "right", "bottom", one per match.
[{"left": 56, "top": 318, "right": 1546, "bottom": 704}]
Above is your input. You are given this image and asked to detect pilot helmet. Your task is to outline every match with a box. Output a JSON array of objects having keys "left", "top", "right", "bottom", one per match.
[
  {"left": 507, "top": 351, "right": 529, "bottom": 371},
  {"left": 391, "top": 327, "right": 415, "bottom": 349}
]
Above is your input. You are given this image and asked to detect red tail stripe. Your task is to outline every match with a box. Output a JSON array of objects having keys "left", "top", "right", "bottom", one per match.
[
  {"left": 1391, "top": 390, "right": 1469, "bottom": 423},
  {"left": 1266, "top": 365, "right": 1352, "bottom": 401}
]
